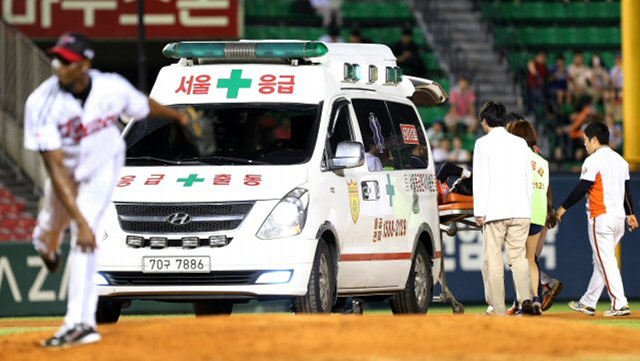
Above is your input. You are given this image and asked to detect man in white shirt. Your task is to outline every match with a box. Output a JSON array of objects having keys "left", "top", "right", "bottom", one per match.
[
  {"left": 24, "top": 32, "right": 188, "bottom": 348},
  {"left": 557, "top": 121, "right": 638, "bottom": 317},
  {"left": 473, "top": 101, "right": 533, "bottom": 315}
]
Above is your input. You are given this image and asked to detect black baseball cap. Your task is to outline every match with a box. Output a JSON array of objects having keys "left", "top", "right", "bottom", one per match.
[{"left": 48, "top": 32, "right": 94, "bottom": 63}]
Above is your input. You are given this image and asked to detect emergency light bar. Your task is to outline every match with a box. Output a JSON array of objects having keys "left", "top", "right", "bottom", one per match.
[{"left": 162, "top": 41, "right": 329, "bottom": 60}]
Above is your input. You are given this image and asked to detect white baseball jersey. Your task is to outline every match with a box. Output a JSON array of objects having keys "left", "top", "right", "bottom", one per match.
[
  {"left": 580, "top": 147, "right": 630, "bottom": 219},
  {"left": 24, "top": 69, "right": 149, "bottom": 333},
  {"left": 24, "top": 70, "right": 150, "bottom": 180}
]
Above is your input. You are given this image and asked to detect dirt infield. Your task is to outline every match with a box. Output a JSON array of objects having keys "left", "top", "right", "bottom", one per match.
[{"left": 2, "top": 313, "right": 640, "bottom": 361}]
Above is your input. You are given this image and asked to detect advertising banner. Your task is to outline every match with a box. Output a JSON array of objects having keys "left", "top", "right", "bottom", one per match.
[
  {"left": 1, "top": 175, "right": 638, "bottom": 316},
  {"left": 1, "top": 0, "right": 241, "bottom": 39}
]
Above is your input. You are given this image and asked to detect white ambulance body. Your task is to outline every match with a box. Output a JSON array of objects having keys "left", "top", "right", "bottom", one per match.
[{"left": 96, "top": 41, "right": 448, "bottom": 320}]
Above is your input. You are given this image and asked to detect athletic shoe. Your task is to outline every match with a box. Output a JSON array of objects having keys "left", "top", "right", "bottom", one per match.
[
  {"left": 339, "top": 298, "right": 364, "bottom": 315},
  {"left": 41, "top": 324, "right": 101, "bottom": 348},
  {"left": 39, "top": 250, "right": 62, "bottom": 273},
  {"left": 532, "top": 297, "right": 542, "bottom": 316},
  {"left": 506, "top": 301, "right": 520, "bottom": 316},
  {"left": 568, "top": 301, "right": 595, "bottom": 316},
  {"left": 603, "top": 305, "right": 630, "bottom": 317},
  {"left": 351, "top": 298, "right": 364, "bottom": 315},
  {"left": 521, "top": 299, "right": 534, "bottom": 315},
  {"left": 541, "top": 280, "right": 564, "bottom": 311}
]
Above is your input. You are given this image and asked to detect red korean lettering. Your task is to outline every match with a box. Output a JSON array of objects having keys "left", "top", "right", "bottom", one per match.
[
  {"left": 193, "top": 75, "right": 212, "bottom": 95},
  {"left": 278, "top": 75, "right": 295, "bottom": 94},
  {"left": 259, "top": 75, "right": 277, "bottom": 94},
  {"left": 175, "top": 76, "right": 194, "bottom": 94},
  {"left": 145, "top": 174, "right": 165, "bottom": 185},
  {"left": 244, "top": 174, "right": 262, "bottom": 186},
  {"left": 117, "top": 175, "right": 136, "bottom": 187},
  {"left": 213, "top": 174, "right": 232, "bottom": 186}
]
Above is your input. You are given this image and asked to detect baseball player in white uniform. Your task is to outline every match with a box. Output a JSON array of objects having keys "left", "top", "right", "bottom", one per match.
[
  {"left": 24, "top": 32, "right": 188, "bottom": 347},
  {"left": 556, "top": 121, "right": 638, "bottom": 317}
]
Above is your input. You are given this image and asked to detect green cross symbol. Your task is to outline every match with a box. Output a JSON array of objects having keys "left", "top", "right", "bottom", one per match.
[
  {"left": 177, "top": 174, "right": 204, "bottom": 187},
  {"left": 385, "top": 174, "right": 395, "bottom": 207},
  {"left": 217, "top": 69, "right": 252, "bottom": 99}
]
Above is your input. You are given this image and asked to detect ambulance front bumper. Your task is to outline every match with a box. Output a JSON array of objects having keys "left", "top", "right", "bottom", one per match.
[{"left": 96, "top": 262, "right": 312, "bottom": 299}]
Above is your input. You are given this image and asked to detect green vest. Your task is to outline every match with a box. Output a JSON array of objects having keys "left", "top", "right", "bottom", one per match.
[{"left": 531, "top": 151, "right": 549, "bottom": 226}]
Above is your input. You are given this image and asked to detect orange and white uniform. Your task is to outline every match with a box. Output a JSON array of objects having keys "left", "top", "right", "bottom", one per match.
[{"left": 578, "top": 147, "right": 629, "bottom": 310}]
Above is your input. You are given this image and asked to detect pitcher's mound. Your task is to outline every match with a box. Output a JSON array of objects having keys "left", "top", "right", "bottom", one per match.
[{"left": 3, "top": 314, "right": 640, "bottom": 361}]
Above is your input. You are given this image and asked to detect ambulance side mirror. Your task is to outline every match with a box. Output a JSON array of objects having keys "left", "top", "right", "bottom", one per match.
[{"left": 329, "top": 141, "right": 365, "bottom": 170}]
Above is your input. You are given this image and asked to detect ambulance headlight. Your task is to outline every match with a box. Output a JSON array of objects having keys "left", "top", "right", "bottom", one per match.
[{"left": 257, "top": 188, "right": 309, "bottom": 240}]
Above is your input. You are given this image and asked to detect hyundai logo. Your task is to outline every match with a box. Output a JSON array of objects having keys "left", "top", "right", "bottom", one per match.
[{"left": 166, "top": 212, "right": 192, "bottom": 225}]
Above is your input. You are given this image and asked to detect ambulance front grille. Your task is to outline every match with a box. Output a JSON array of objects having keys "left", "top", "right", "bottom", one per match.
[
  {"left": 115, "top": 202, "right": 254, "bottom": 233},
  {"left": 102, "top": 271, "right": 259, "bottom": 286}
]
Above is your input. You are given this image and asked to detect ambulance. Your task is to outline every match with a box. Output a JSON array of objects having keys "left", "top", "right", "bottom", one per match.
[{"left": 96, "top": 41, "right": 448, "bottom": 322}]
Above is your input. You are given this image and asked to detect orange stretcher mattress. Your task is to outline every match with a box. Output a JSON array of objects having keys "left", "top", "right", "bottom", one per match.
[
  {"left": 438, "top": 193, "right": 475, "bottom": 226},
  {"left": 438, "top": 193, "right": 473, "bottom": 211}
]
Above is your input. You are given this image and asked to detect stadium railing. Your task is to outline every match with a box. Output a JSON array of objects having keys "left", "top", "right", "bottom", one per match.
[{"left": 0, "top": 19, "right": 49, "bottom": 189}]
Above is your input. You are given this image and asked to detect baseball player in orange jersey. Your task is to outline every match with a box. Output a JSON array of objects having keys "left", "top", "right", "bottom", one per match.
[
  {"left": 24, "top": 32, "right": 189, "bottom": 348},
  {"left": 556, "top": 122, "right": 638, "bottom": 317}
]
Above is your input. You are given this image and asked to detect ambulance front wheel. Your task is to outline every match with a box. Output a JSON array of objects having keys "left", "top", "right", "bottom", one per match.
[
  {"left": 293, "top": 238, "right": 335, "bottom": 313},
  {"left": 96, "top": 298, "right": 122, "bottom": 324},
  {"left": 390, "top": 242, "right": 433, "bottom": 314}
]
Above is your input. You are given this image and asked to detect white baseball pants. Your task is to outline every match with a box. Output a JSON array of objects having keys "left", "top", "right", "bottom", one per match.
[
  {"left": 33, "top": 150, "right": 123, "bottom": 332},
  {"left": 579, "top": 214, "right": 628, "bottom": 310}
]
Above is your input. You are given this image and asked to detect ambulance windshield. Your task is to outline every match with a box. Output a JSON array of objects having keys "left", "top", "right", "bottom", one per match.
[{"left": 124, "top": 103, "right": 320, "bottom": 166}]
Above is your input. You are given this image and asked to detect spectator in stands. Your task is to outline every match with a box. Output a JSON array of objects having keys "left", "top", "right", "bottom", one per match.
[
  {"left": 445, "top": 76, "right": 478, "bottom": 135},
  {"left": 605, "top": 113, "right": 622, "bottom": 153},
  {"left": 319, "top": 25, "right": 343, "bottom": 43},
  {"left": 568, "top": 52, "right": 591, "bottom": 101},
  {"left": 610, "top": 52, "right": 623, "bottom": 99},
  {"left": 590, "top": 54, "right": 610, "bottom": 105},
  {"left": 432, "top": 137, "right": 451, "bottom": 170},
  {"left": 527, "top": 51, "right": 548, "bottom": 116},
  {"left": 608, "top": 52, "right": 623, "bottom": 121},
  {"left": 391, "top": 27, "right": 426, "bottom": 78},
  {"left": 426, "top": 120, "right": 445, "bottom": 147},
  {"left": 310, "top": 0, "right": 343, "bottom": 27},
  {"left": 566, "top": 96, "right": 598, "bottom": 161},
  {"left": 548, "top": 55, "right": 570, "bottom": 109},
  {"left": 348, "top": 29, "right": 372, "bottom": 44},
  {"left": 449, "top": 136, "right": 471, "bottom": 165}
]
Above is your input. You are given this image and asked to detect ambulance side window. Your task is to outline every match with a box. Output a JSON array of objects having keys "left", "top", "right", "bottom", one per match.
[
  {"left": 352, "top": 99, "right": 400, "bottom": 171},
  {"left": 386, "top": 101, "right": 429, "bottom": 169},
  {"left": 326, "top": 100, "right": 353, "bottom": 158}
]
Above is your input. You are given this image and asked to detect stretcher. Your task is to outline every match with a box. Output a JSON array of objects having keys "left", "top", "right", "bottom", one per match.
[{"left": 434, "top": 192, "right": 482, "bottom": 314}]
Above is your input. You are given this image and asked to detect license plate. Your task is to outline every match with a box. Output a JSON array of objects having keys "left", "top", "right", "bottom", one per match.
[{"left": 143, "top": 256, "right": 211, "bottom": 273}]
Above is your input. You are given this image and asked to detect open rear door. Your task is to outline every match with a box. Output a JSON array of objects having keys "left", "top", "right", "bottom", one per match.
[{"left": 403, "top": 76, "right": 449, "bottom": 106}]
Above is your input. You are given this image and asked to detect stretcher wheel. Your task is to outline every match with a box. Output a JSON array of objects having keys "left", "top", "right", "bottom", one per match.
[
  {"left": 446, "top": 222, "right": 457, "bottom": 237},
  {"left": 453, "top": 303, "right": 465, "bottom": 314}
]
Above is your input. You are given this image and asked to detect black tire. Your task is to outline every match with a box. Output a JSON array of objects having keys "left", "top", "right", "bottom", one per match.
[
  {"left": 96, "top": 298, "right": 122, "bottom": 324},
  {"left": 193, "top": 300, "right": 233, "bottom": 316},
  {"left": 390, "top": 242, "right": 433, "bottom": 314},
  {"left": 293, "top": 238, "right": 335, "bottom": 313}
]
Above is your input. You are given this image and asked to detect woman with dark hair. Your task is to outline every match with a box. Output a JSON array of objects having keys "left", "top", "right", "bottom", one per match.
[{"left": 506, "top": 119, "right": 553, "bottom": 315}]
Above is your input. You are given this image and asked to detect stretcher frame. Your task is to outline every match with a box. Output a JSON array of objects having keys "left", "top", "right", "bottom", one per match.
[{"left": 434, "top": 204, "right": 482, "bottom": 314}]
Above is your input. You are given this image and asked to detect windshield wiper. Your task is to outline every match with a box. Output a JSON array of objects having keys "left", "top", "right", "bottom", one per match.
[
  {"left": 182, "top": 155, "right": 269, "bottom": 165},
  {"left": 125, "top": 156, "right": 204, "bottom": 165}
]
